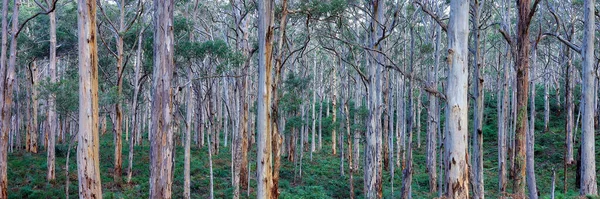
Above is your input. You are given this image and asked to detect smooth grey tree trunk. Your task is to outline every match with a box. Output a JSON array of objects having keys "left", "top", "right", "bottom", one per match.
[
  {"left": 426, "top": 21, "right": 441, "bottom": 194},
  {"left": 444, "top": 0, "right": 469, "bottom": 197},
  {"left": 527, "top": 44, "right": 538, "bottom": 199},
  {"left": 580, "top": 0, "right": 597, "bottom": 195},
  {"left": 471, "top": 1, "right": 485, "bottom": 197}
]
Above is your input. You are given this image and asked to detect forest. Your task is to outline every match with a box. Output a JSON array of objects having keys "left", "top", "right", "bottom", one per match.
[{"left": 0, "top": 0, "right": 598, "bottom": 198}]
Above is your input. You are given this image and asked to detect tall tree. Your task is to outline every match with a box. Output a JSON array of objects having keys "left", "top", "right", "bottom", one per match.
[
  {"left": 149, "top": 0, "right": 175, "bottom": 198},
  {"left": 471, "top": 0, "right": 485, "bottom": 198},
  {"left": 76, "top": 0, "right": 103, "bottom": 197},
  {"left": 512, "top": 0, "right": 541, "bottom": 196},
  {"left": 45, "top": 0, "right": 57, "bottom": 181},
  {"left": 444, "top": 0, "right": 469, "bottom": 197},
  {"left": 256, "top": 0, "right": 275, "bottom": 198},
  {"left": 579, "top": 0, "right": 596, "bottom": 195},
  {"left": 0, "top": 0, "right": 20, "bottom": 196},
  {"left": 97, "top": 0, "right": 141, "bottom": 182},
  {"left": 364, "top": 0, "right": 384, "bottom": 198}
]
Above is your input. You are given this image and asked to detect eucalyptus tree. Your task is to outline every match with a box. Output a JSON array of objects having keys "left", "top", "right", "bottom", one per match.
[
  {"left": 256, "top": 0, "right": 275, "bottom": 197},
  {"left": 97, "top": 0, "right": 142, "bottom": 182},
  {"left": 149, "top": 0, "right": 175, "bottom": 197},
  {"left": 444, "top": 0, "right": 469, "bottom": 197},
  {"left": 578, "top": 0, "right": 596, "bottom": 194},
  {"left": 76, "top": 0, "right": 103, "bottom": 197}
]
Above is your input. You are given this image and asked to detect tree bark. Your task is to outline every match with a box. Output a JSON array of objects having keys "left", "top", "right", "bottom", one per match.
[
  {"left": 364, "top": 0, "right": 384, "bottom": 198},
  {"left": 184, "top": 67, "right": 193, "bottom": 199},
  {"left": 0, "top": 0, "right": 20, "bottom": 196},
  {"left": 46, "top": 4, "right": 57, "bottom": 177},
  {"left": 513, "top": 0, "right": 539, "bottom": 196},
  {"left": 149, "top": 0, "right": 175, "bottom": 198},
  {"left": 29, "top": 61, "right": 39, "bottom": 154},
  {"left": 127, "top": 19, "right": 145, "bottom": 183},
  {"left": 426, "top": 22, "right": 441, "bottom": 194},
  {"left": 471, "top": 0, "right": 484, "bottom": 197},
  {"left": 579, "top": 0, "right": 597, "bottom": 195},
  {"left": 444, "top": 0, "right": 469, "bottom": 197},
  {"left": 332, "top": 65, "right": 337, "bottom": 155},
  {"left": 257, "top": 0, "right": 274, "bottom": 198},
  {"left": 76, "top": 0, "right": 103, "bottom": 197},
  {"left": 527, "top": 43, "right": 538, "bottom": 199}
]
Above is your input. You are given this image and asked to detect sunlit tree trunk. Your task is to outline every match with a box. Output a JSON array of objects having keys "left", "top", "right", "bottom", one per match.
[
  {"left": 149, "top": 0, "right": 175, "bottom": 197},
  {"left": 76, "top": 0, "right": 103, "bottom": 197}
]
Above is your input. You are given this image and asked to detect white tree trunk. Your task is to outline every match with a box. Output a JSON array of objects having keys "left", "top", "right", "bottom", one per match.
[
  {"left": 76, "top": 0, "right": 103, "bottom": 197},
  {"left": 580, "top": 0, "right": 597, "bottom": 194},
  {"left": 444, "top": 0, "right": 469, "bottom": 197}
]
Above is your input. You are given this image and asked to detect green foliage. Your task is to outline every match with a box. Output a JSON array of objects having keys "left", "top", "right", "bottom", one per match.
[
  {"left": 299, "top": 0, "right": 347, "bottom": 19},
  {"left": 38, "top": 73, "right": 79, "bottom": 116},
  {"left": 176, "top": 39, "right": 244, "bottom": 70}
]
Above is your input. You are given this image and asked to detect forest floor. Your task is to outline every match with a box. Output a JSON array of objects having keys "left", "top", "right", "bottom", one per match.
[{"left": 6, "top": 99, "right": 590, "bottom": 198}]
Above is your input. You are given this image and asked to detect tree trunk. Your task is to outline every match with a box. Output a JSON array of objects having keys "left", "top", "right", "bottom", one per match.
[
  {"left": 444, "top": 0, "right": 469, "bottom": 197},
  {"left": 149, "top": 0, "right": 175, "bottom": 197},
  {"left": 527, "top": 43, "right": 538, "bottom": 199},
  {"left": 0, "top": 0, "right": 20, "bottom": 196},
  {"left": 184, "top": 67, "right": 193, "bottom": 199},
  {"left": 311, "top": 54, "right": 317, "bottom": 161},
  {"left": 426, "top": 23, "right": 441, "bottom": 194},
  {"left": 76, "top": 0, "right": 103, "bottom": 197},
  {"left": 543, "top": 62, "right": 549, "bottom": 132},
  {"left": 29, "top": 61, "right": 39, "bottom": 154},
  {"left": 46, "top": 4, "right": 57, "bottom": 177},
  {"left": 111, "top": 0, "right": 128, "bottom": 182},
  {"left": 257, "top": 0, "right": 274, "bottom": 197},
  {"left": 471, "top": 0, "right": 485, "bottom": 197},
  {"left": 0, "top": 0, "right": 9, "bottom": 191},
  {"left": 232, "top": 1, "right": 250, "bottom": 196},
  {"left": 127, "top": 19, "right": 145, "bottom": 183},
  {"left": 332, "top": 65, "right": 337, "bottom": 155},
  {"left": 364, "top": 1, "right": 384, "bottom": 198},
  {"left": 401, "top": 24, "right": 416, "bottom": 199},
  {"left": 579, "top": 0, "right": 597, "bottom": 195},
  {"left": 513, "top": 0, "right": 539, "bottom": 196}
]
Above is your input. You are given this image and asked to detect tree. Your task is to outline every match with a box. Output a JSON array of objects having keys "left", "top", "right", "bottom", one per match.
[
  {"left": 256, "top": 0, "right": 275, "bottom": 198},
  {"left": 579, "top": 0, "right": 596, "bottom": 195},
  {"left": 149, "top": 0, "right": 175, "bottom": 198},
  {"left": 76, "top": 0, "right": 103, "bottom": 197},
  {"left": 471, "top": 0, "right": 485, "bottom": 197},
  {"left": 512, "top": 0, "right": 541, "bottom": 196},
  {"left": 364, "top": 0, "right": 384, "bottom": 198},
  {"left": 444, "top": 0, "right": 469, "bottom": 197},
  {"left": 44, "top": 0, "right": 57, "bottom": 181},
  {"left": 97, "top": 0, "right": 141, "bottom": 182}
]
